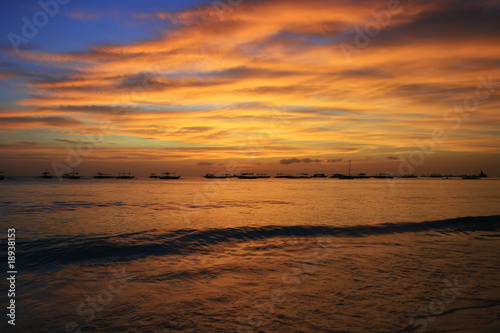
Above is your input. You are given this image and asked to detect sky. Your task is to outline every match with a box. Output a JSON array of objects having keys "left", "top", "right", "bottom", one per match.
[{"left": 0, "top": 0, "right": 499, "bottom": 176}]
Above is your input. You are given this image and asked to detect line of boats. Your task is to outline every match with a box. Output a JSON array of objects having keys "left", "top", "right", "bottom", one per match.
[
  {"left": 36, "top": 170, "right": 181, "bottom": 179},
  {"left": 202, "top": 171, "right": 488, "bottom": 179},
  {"left": 0, "top": 169, "right": 489, "bottom": 180}
]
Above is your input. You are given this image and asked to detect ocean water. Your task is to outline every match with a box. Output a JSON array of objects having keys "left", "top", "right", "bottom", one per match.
[{"left": 1, "top": 177, "right": 499, "bottom": 332}]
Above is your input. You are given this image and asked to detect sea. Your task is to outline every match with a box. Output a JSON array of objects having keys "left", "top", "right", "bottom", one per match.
[{"left": 1, "top": 177, "right": 499, "bottom": 332}]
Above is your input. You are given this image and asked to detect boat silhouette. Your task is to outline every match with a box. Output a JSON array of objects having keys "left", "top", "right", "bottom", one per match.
[
  {"left": 373, "top": 173, "right": 394, "bottom": 179},
  {"left": 159, "top": 172, "right": 181, "bottom": 179},
  {"left": 329, "top": 173, "right": 344, "bottom": 178},
  {"left": 427, "top": 173, "right": 443, "bottom": 178},
  {"left": 94, "top": 172, "right": 113, "bottom": 179},
  {"left": 41, "top": 171, "right": 53, "bottom": 179},
  {"left": 256, "top": 173, "right": 270, "bottom": 178},
  {"left": 68, "top": 171, "right": 81, "bottom": 179},
  {"left": 204, "top": 173, "right": 231, "bottom": 179},
  {"left": 237, "top": 172, "right": 259, "bottom": 179},
  {"left": 336, "top": 160, "right": 355, "bottom": 179},
  {"left": 290, "top": 173, "right": 311, "bottom": 179},
  {"left": 275, "top": 173, "right": 293, "bottom": 178},
  {"left": 116, "top": 170, "right": 134, "bottom": 179},
  {"left": 312, "top": 173, "right": 327, "bottom": 178},
  {"left": 400, "top": 174, "right": 417, "bottom": 178},
  {"left": 463, "top": 170, "right": 487, "bottom": 179},
  {"left": 353, "top": 173, "right": 370, "bottom": 179}
]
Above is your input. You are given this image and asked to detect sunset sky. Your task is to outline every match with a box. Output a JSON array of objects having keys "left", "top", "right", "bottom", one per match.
[{"left": 0, "top": 0, "right": 499, "bottom": 176}]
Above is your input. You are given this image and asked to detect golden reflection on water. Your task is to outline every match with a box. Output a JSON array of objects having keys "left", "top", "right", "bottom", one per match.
[
  {"left": 3, "top": 178, "right": 499, "bottom": 239},
  {"left": 3, "top": 178, "right": 500, "bottom": 331}
]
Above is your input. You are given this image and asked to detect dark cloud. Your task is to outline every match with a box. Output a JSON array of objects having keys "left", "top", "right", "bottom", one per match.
[
  {"left": 27, "top": 69, "right": 85, "bottom": 85},
  {"left": 362, "top": 1, "right": 500, "bottom": 48},
  {"left": 302, "top": 158, "right": 321, "bottom": 163},
  {"left": 197, "top": 161, "right": 214, "bottom": 166},
  {"left": 118, "top": 74, "right": 230, "bottom": 92},
  {"left": 280, "top": 158, "right": 302, "bottom": 164},
  {"left": 47, "top": 105, "right": 136, "bottom": 115},
  {"left": 204, "top": 131, "right": 229, "bottom": 139},
  {"left": 339, "top": 67, "right": 393, "bottom": 79},
  {"left": 0, "top": 116, "right": 81, "bottom": 127},
  {"left": 119, "top": 74, "right": 163, "bottom": 90},
  {"left": 0, "top": 61, "right": 33, "bottom": 79},
  {"left": 0, "top": 42, "right": 39, "bottom": 53},
  {"left": 280, "top": 157, "right": 321, "bottom": 164},
  {"left": 236, "top": 85, "right": 316, "bottom": 95},
  {"left": 203, "top": 66, "right": 300, "bottom": 79},
  {"left": 387, "top": 156, "right": 399, "bottom": 160},
  {"left": 327, "top": 158, "right": 342, "bottom": 163},
  {"left": 54, "top": 139, "right": 85, "bottom": 144}
]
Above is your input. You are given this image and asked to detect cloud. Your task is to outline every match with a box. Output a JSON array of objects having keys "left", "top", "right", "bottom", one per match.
[
  {"left": 0, "top": 116, "right": 81, "bottom": 128},
  {"left": 280, "top": 158, "right": 321, "bottom": 164},
  {"left": 280, "top": 158, "right": 302, "bottom": 165},
  {"left": 0, "top": 62, "right": 33, "bottom": 79},
  {"left": 54, "top": 139, "right": 86, "bottom": 144},
  {"left": 176, "top": 127, "right": 213, "bottom": 134},
  {"left": 387, "top": 156, "right": 400, "bottom": 160},
  {"left": 197, "top": 161, "right": 214, "bottom": 166},
  {"left": 1, "top": 0, "right": 499, "bottom": 167},
  {"left": 302, "top": 158, "right": 321, "bottom": 163}
]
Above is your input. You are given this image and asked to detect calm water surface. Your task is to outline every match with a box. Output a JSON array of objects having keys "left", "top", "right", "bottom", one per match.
[
  {"left": 2, "top": 177, "right": 499, "bottom": 237},
  {"left": 0, "top": 178, "right": 499, "bottom": 332}
]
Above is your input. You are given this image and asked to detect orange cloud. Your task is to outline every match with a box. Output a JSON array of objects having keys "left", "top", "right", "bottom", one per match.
[{"left": 2, "top": 0, "right": 500, "bottom": 174}]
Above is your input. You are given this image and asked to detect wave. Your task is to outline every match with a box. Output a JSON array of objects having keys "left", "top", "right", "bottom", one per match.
[{"left": 17, "top": 215, "right": 500, "bottom": 271}]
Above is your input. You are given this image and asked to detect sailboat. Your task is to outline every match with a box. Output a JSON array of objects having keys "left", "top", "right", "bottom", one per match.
[
  {"left": 463, "top": 170, "right": 487, "bottom": 179},
  {"left": 338, "top": 160, "right": 354, "bottom": 179}
]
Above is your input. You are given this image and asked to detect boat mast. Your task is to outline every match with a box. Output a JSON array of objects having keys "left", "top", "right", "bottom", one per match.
[{"left": 348, "top": 160, "right": 351, "bottom": 177}]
